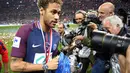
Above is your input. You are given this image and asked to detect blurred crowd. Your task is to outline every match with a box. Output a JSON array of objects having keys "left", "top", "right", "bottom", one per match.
[{"left": 0, "top": 0, "right": 130, "bottom": 24}]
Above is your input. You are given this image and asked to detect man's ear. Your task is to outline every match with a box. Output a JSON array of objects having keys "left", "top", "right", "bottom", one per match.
[
  {"left": 110, "top": 12, "right": 114, "bottom": 16},
  {"left": 117, "top": 24, "right": 120, "bottom": 27},
  {"left": 39, "top": 7, "right": 45, "bottom": 15}
]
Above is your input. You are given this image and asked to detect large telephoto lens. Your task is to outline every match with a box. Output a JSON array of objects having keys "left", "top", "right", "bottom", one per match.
[{"left": 91, "top": 30, "right": 130, "bottom": 54}]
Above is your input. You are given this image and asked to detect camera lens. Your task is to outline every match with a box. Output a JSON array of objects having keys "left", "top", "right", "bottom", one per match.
[{"left": 91, "top": 30, "right": 130, "bottom": 54}]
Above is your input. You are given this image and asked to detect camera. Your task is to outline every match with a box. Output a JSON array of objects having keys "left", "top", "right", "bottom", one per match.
[
  {"left": 91, "top": 30, "right": 130, "bottom": 54},
  {"left": 64, "top": 14, "right": 100, "bottom": 49},
  {"left": 86, "top": 14, "right": 101, "bottom": 25}
]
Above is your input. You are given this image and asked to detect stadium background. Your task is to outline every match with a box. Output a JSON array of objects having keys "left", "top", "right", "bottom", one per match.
[{"left": 0, "top": 0, "right": 130, "bottom": 25}]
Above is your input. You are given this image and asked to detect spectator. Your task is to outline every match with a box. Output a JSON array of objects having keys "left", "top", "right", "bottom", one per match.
[
  {"left": 0, "top": 40, "right": 9, "bottom": 73},
  {"left": 57, "top": 23, "right": 69, "bottom": 51}
]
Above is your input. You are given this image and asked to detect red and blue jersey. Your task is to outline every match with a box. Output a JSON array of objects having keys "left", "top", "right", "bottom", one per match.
[
  {"left": 11, "top": 23, "right": 60, "bottom": 73},
  {"left": 0, "top": 40, "right": 8, "bottom": 69}
]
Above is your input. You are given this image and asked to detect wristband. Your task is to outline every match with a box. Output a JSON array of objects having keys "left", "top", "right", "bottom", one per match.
[{"left": 42, "top": 64, "right": 48, "bottom": 73}]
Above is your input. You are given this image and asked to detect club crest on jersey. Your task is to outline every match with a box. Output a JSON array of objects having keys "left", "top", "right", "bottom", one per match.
[{"left": 12, "top": 36, "right": 21, "bottom": 48}]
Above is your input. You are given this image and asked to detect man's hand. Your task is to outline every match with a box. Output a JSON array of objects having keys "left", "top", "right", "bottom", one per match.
[
  {"left": 87, "top": 22, "right": 98, "bottom": 30},
  {"left": 74, "top": 35, "right": 84, "bottom": 40},
  {"left": 47, "top": 56, "right": 59, "bottom": 70}
]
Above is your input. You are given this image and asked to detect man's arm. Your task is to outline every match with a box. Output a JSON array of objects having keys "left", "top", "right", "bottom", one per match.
[
  {"left": 126, "top": 45, "right": 130, "bottom": 73},
  {"left": 3, "top": 63, "right": 9, "bottom": 73},
  {"left": 10, "top": 56, "right": 59, "bottom": 72},
  {"left": 10, "top": 57, "right": 43, "bottom": 72},
  {"left": 2, "top": 52, "right": 9, "bottom": 73},
  {"left": 2, "top": 50, "right": 9, "bottom": 73}
]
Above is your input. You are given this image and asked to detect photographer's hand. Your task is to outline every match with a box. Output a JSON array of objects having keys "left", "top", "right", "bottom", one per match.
[
  {"left": 74, "top": 35, "right": 84, "bottom": 40},
  {"left": 87, "top": 22, "right": 98, "bottom": 30}
]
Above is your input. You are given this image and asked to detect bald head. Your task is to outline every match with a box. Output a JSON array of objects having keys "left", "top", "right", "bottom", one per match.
[
  {"left": 98, "top": 2, "right": 115, "bottom": 21},
  {"left": 99, "top": 2, "right": 115, "bottom": 12}
]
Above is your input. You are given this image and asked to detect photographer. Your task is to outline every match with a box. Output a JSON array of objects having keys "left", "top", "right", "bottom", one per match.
[
  {"left": 65, "top": 10, "right": 91, "bottom": 73},
  {"left": 87, "top": 2, "right": 115, "bottom": 73},
  {"left": 91, "top": 15, "right": 130, "bottom": 73},
  {"left": 57, "top": 23, "right": 69, "bottom": 51},
  {"left": 102, "top": 15, "right": 127, "bottom": 73}
]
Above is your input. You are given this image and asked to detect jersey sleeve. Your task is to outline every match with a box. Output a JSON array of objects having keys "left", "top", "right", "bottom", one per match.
[{"left": 11, "top": 24, "right": 33, "bottom": 58}]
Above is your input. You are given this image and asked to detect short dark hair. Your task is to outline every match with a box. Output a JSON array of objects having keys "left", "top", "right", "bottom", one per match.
[
  {"left": 75, "top": 10, "right": 87, "bottom": 18},
  {"left": 59, "top": 23, "right": 65, "bottom": 28},
  {"left": 73, "top": 10, "right": 86, "bottom": 23},
  {"left": 37, "top": 0, "right": 63, "bottom": 9}
]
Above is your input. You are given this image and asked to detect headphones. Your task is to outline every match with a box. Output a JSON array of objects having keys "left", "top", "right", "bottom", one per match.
[{"left": 73, "top": 10, "right": 87, "bottom": 24}]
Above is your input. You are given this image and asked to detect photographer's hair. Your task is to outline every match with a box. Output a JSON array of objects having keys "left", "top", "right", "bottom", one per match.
[
  {"left": 103, "top": 15, "right": 123, "bottom": 28},
  {"left": 37, "top": 0, "right": 63, "bottom": 9},
  {"left": 75, "top": 10, "right": 87, "bottom": 18},
  {"left": 73, "top": 10, "right": 87, "bottom": 23}
]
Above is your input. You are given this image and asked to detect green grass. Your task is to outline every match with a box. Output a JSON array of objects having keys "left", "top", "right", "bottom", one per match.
[{"left": 0, "top": 25, "right": 21, "bottom": 33}]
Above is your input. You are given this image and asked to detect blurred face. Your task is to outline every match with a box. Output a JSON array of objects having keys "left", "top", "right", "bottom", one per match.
[
  {"left": 98, "top": 5, "right": 113, "bottom": 21},
  {"left": 75, "top": 13, "right": 84, "bottom": 25},
  {"left": 40, "top": 3, "right": 61, "bottom": 28},
  {"left": 103, "top": 20, "right": 119, "bottom": 34},
  {"left": 58, "top": 24, "right": 64, "bottom": 34}
]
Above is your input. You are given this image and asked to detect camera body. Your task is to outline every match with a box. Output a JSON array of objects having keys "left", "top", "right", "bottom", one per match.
[{"left": 86, "top": 14, "right": 101, "bottom": 25}]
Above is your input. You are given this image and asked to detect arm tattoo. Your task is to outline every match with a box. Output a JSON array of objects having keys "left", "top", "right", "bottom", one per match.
[
  {"left": 11, "top": 58, "right": 19, "bottom": 63},
  {"left": 22, "top": 62, "right": 32, "bottom": 71},
  {"left": 22, "top": 63, "right": 27, "bottom": 71}
]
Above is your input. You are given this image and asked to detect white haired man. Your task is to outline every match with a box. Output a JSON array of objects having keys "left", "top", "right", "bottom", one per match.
[{"left": 102, "top": 15, "right": 129, "bottom": 73}]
